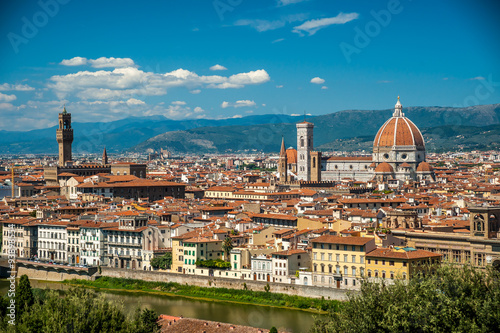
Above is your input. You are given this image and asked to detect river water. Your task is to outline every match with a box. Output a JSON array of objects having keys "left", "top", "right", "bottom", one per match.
[{"left": 0, "top": 279, "right": 325, "bottom": 332}]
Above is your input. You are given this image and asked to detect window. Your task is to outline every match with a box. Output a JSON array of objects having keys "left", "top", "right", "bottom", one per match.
[
  {"left": 352, "top": 255, "right": 356, "bottom": 263},
  {"left": 344, "top": 255, "right": 348, "bottom": 263},
  {"left": 403, "top": 262, "right": 407, "bottom": 267},
  {"left": 336, "top": 254, "right": 340, "bottom": 262},
  {"left": 329, "top": 253, "right": 332, "bottom": 261},
  {"left": 360, "top": 256, "right": 364, "bottom": 264},
  {"left": 313, "top": 252, "right": 317, "bottom": 260},
  {"left": 352, "top": 267, "right": 356, "bottom": 276},
  {"left": 344, "top": 245, "right": 348, "bottom": 251},
  {"left": 321, "top": 253, "right": 324, "bottom": 260},
  {"left": 352, "top": 246, "right": 356, "bottom": 251},
  {"left": 389, "top": 261, "right": 395, "bottom": 266},
  {"left": 344, "top": 266, "right": 348, "bottom": 275}
]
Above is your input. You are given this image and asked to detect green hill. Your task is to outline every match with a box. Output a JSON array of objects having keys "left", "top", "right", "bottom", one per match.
[{"left": 131, "top": 104, "right": 500, "bottom": 154}]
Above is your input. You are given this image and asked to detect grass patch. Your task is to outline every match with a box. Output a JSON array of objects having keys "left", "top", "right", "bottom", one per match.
[{"left": 64, "top": 277, "right": 341, "bottom": 313}]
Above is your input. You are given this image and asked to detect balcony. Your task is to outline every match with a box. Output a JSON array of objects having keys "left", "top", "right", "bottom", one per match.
[{"left": 106, "top": 241, "right": 141, "bottom": 247}]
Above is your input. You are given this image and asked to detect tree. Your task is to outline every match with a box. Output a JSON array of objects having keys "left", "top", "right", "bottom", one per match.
[
  {"left": 310, "top": 264, "right": 500, "bottom": 333},
  {"left": 16, "top": 275, "right": 34, "bottom": 316},
  {"left": 150, "top": 252, "right": 172, "bottom": 270},
  {"left": 270, "top": 326, "right": 278, "bottom": 333},
  {"left": 222, "top": 237, "right": 233, "bottom": 260},
  {"left": 130, "top": 307, "right": 160, "bottom": 333}
]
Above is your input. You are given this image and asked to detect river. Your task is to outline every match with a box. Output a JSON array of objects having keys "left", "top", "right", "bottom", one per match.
[{"left": 0, "top": 279, "right": 325, "bottom": 332}]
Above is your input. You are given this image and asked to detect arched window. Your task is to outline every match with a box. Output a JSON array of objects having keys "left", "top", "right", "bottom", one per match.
[
  {"left": 313, "top": 157, "right": 316, "bottom": 168},
  {"left": 300, "top": 136, "right": 304, "bottom": 147}
]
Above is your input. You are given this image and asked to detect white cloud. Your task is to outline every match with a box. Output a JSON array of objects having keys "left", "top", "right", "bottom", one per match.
[
  {"left": 60, "top": 57, "right": 137, "bottom": 68},
  {"left": 235, "top": 14, "right": 307, "bottom": 32},
  {"left": 210, "top": 64, "right": 227, "bottom": 71},
  {"left": 60, "top": 57, "right": 88, "bottom": 66},
  {"left": 321, "top": 86, "right": 328, "bottom": 90},
  {"left": 293, "top": 12, "right": 359, "bottom": 36},
  {"left": 310, "top": 77, "right": 325, "bottom": 84},
  {"left": 290, "top": 113, "right": 301, "bottom": 116},
  {"left": 221, "top": 100, "right": 256, "bottom": 108},
  {"left": 442, "top": 77, "right": 449, "bottom": 81},
  {"left": 126, "top": 98, "right": 146, "bottom": 106},
  {"left": 272, "top": 38, "right": 285, "bottom": 43},
  {"left": 89, "top": 57, "right": 136, "bottom": 68},
  {"left": 0, "top": 102, "right": 16, "bottom": 111},
  {"left": 190, "top": 89, "right": 201, "bottom": 94},
  {"left": 276, "top": 85, "right": 284, "bottom": 88},
  {"left": 232, "top": 115, "right": 243, "bottom": 118},
  {"left": 194, "top": 106, "right": 204, "bottom": 113},
  {"left": 171, "top": 101, "right": 186, "bottom": 105},
  {"left": 278, "top": 0, "right": 308, "bottom": 6},
  {"left": 377, "top": 80, "right": 392, "bottom": 84},
  {"left": 469, "top": 76, "right": 485, "bottom": 81},
  {"left": 49, "top": 66, "right": 270, "bottom": 100},
  {"left": 0, "top": 93, "right": 16, "bottom": 102},
  {"left": 0, "top": 83, "right": 35, "bottom": 91}
]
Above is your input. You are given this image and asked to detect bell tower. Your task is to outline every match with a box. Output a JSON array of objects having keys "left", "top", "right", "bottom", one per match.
[
  {"left": 296, "top": 120, "right": 314, "bottom": 181},
  {"left": 57, "top": 106, "right": 73, "bottom": 166},
  {"left": 278, "top": 136, "right": 288, "bottom": 182}
]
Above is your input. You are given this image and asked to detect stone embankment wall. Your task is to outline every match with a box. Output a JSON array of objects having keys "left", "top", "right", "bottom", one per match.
[
  {"left": 101, "top": 267, "right": 349, "bottom": 300},
  {"left": 16, "top": 266, "right": 96, "bottom": 281}
]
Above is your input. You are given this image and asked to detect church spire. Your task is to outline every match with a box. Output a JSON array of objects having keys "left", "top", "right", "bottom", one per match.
[
  {"left": 280, "top": 136, "right": 286, "bottom": 156},
  {"left": 102, "top": 147, "right": 108, "bottom": 165},
  {"left": 393, "top": 96, "right": 404, "bottom": 117}
]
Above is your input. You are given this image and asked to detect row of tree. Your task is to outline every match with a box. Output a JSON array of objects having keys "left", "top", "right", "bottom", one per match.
[
  {"left": 310, "top": 264, "right": 500, "bottom": 333},
  {"left": 0, "top": 275, "right": 161, "bottom": 332}
]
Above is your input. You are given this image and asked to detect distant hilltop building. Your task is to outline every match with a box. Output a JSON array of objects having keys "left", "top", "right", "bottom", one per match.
[
  {"left": 45, "top": 107, "right": 147, "bottom": 186},
  {"left": 278, "top": 97, "right": 435, "bottom": 183}
]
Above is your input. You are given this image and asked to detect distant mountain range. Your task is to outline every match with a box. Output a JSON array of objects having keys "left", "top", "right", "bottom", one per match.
[
  {"left": 1, "top": 104, "right": 499, "bottom": 154},
  {"left": 0, "top": 114, "right": 301, "bottom": 154},
  {"left": 131, "top": 104, "right": 500, "bottom": 154},
  {"left": 317, "top": 124, "right": 500, "bottom": 153}
]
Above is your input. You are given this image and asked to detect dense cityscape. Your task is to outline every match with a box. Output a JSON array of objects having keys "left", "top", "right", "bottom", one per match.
[{"left": 1, "top": 1, "right": 499, "bottom": 332}]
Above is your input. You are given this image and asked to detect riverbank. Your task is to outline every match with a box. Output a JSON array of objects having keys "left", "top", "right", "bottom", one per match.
[{"left": 64, "top": 276, "right": 341, "bottom": 314}]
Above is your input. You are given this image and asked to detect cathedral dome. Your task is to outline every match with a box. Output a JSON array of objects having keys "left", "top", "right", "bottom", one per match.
[
  {"left": 373, "top": 97, "right": 424, "bottom": 149},
  {"left": 375, "top": 162, "right": 394, "bottom": 173},
  {"left": 416, "top": 161, "right": 433, "bottom": 172},
  {"left": 286, "top": 148, "right": 297, "bottom": 164}
]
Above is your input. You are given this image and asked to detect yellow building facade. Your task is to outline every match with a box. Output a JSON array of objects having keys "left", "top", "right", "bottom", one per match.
[
  {"left": 311, "top": 235, "right": 376, "bottom": 289},
  {"left": 365, "top": 247, "right": 441, "bottom": 281}
]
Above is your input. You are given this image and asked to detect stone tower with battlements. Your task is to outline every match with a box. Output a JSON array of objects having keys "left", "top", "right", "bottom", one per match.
[{"left": 56, "top": 107, "right": 73, "bottom": 167}]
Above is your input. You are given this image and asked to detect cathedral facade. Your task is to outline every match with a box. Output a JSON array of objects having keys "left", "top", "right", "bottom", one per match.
[{"left": 278, "top": 97, "right": 435, "bottom": 183}]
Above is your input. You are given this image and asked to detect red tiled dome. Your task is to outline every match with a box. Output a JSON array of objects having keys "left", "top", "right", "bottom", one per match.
[
  {"left": 375, "top": 162, "right": 394, "bottom": 173},
  {"left": 373, "top": 117, "right": 424, "bottom": 148},
  {"left": 286, "top": 148, "right": 297, "bottom": 164},
  {"left": 416, "top": 161, "right": 433, "bottom": 172}
]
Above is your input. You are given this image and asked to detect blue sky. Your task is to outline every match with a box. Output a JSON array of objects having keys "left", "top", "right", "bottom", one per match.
[{"left": 0, "top": 0, "right": 499, "bottom": 131}]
